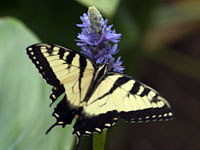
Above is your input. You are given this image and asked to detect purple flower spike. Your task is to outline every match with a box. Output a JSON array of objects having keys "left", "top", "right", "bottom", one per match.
[
  {"left": 76, "top": 6, "right": 124, "bottom": 73},
  {"left": 109, "top": 57, "right": 124, "bottom": 73}
]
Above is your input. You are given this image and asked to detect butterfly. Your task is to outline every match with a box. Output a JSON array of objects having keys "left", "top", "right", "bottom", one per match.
[{"left": 26, "top": 43, "right": 173, "bottom": 145}]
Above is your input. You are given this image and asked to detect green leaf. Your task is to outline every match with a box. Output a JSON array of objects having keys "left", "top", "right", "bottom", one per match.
[
  {"left": 93, "top": 130, "right": 107, "bottom": 150},
  {"left": 76, "top": 0, "right": 120, "bottom": 18},
  {"left": 0, "top": 17, "right": 75, "bottom": 150}
]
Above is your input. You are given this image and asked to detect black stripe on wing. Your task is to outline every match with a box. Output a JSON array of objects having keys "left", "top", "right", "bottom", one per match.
[
  {"left": 78, "top": 55, "right": 87, "bottom": 100},
  {"left": 91, "top": 75, "right": 141, "bottom": 102},
  {"left": 26, "top": 43, "right": 62, "bottom": 86}
]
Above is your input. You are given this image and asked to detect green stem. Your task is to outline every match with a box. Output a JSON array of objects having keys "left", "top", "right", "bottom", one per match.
[{"left": 93, "top": 130, "right": 107, "bottom": 150}]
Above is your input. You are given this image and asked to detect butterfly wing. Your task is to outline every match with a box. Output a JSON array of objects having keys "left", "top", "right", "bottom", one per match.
[
  {"left": 73, "top": 72, "right": 173, "bottom": 137},
  {"left": 26, "top": 43, "right": 97, "bottom": 107},
  {"left": 27, "top": 44, "right": 173, "bottom": 144}
]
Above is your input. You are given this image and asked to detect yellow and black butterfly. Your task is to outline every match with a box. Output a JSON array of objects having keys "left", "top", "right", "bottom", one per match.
[{"left": 26, "top": 43, "right": 173, "bottom": 143}]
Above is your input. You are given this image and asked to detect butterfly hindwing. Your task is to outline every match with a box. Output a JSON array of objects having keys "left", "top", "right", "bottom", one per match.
[
  {"left": 73, "top": 111, "right": 118, "bottom": 137},
  {"left": 46, "top": 95, "right": 81, "bottom": 134}
]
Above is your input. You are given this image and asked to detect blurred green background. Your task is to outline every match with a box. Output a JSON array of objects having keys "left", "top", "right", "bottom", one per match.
[{"left": 0, "top": 0, "right": 200, "bottom": 150}]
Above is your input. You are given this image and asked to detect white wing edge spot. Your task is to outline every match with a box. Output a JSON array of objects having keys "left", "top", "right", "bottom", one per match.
[
  {"left": 52, "top": 94, "right": 56, "bottom": 99},
  {"left": 54, "top": 113, "right": 59, "bottom": 118},
  {"left": 95, "top": 128, "right": 101, "bottom": 132},
  {"left": 85, "top": 131, "right": 92, "bottom": 134},
  {"left": 145, "top": 116, "right": 150, "bottom": 119},
  {"left": 58, "top": 121, "right": 64, "bottom": 124},
  {"left": 105, "top": 123, "right": 111, "bottom": 127},
  {"left": 152, "top": 115, "right": 156, "bottom": 118},
  {"left": 138, "top": 118, "right": 142, "bottom": 120},
  {"left": 168, "top": 112, "right": 173, "bottom": 116},
  {"left": 112, "top": 122, "right": 116, "bottom": 125},
  {"left": 76, "top": 131, "right": 81, "bottom": 136}
]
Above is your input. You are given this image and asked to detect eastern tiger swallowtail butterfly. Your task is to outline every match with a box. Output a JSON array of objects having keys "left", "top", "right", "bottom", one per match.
[{"left": 26, "top": 43, "right": 173, "bottom": 144}]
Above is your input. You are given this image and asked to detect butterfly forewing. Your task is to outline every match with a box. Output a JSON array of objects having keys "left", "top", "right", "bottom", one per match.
[{"left": 26, "top": 43, "right": 97, "bottom": 107}]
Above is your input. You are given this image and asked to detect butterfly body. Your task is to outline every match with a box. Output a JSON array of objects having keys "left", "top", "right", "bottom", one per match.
[{"left": 26, "top": 43, "right": 173, "bottom": 143}]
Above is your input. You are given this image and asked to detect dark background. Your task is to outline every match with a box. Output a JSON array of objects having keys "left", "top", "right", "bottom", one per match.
[{"left": 0, "top": 0, "right": 200, "bottom": 150}]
